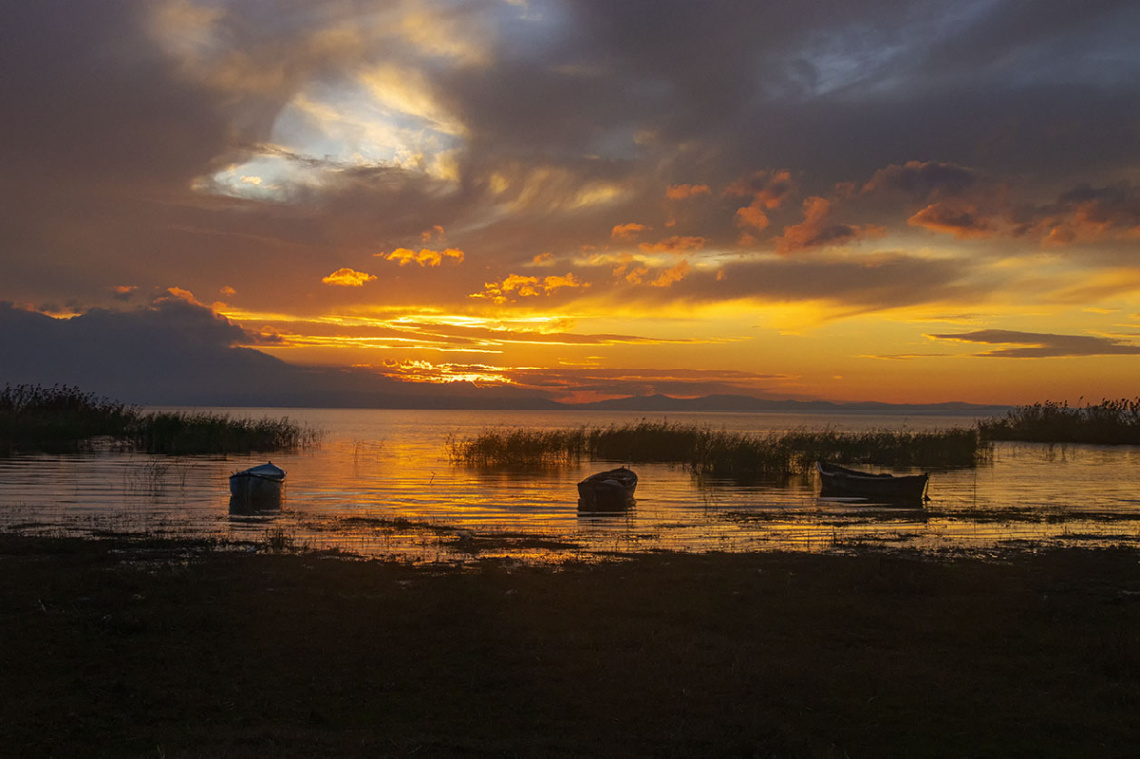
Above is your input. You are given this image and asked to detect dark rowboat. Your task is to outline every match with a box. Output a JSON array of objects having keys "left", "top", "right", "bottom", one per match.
[
  {"left": 577, "top": 467, "right": 637, "bottom": 510},
  {"left": 229, "top": 462, "right": 286, "bottom": 503},
  {"left": 816, "top": 461, "right": 928, "bottom": 505}
]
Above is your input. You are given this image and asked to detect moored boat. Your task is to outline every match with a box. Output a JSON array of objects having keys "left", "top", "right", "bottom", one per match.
[
  {"left": 816, "top": 461, "right": 928, "bottom": 505},
  {"left": 229, "top": 462, "right": 286, "bottom": 503},
  {"left": 577, "top": 467, "right": 637, "bottom": 510}
]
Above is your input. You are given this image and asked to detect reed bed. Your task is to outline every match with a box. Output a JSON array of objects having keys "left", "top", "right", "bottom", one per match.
[
  {"left": 445, "top": 427, "right": 590, "bottom": 466},
  {"left": 447, "top": 420, "right": 987, "bottom": 476},
  {"left": 0, "top": 384, "right": 133, "bottom": 453},
  {"left": 0, "top": 384, "right": 318, "bottom": 455},
  {"left": 979, "top": 398, "right": 1140, "bottom": 445},
  {"left": 127, "top": 411, "right": 320, "bottom": 455}
]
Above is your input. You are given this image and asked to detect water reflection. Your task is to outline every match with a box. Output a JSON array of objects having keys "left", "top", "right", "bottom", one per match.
[
  {"left": 1, "top": 409, "right": 1139, "bottom": 561},
  {"left": 228, "top": 496, "right": 282, "bottom": 519}
]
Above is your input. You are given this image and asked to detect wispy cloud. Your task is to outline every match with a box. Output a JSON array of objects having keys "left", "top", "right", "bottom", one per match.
[{"left": 929, "top": 329, "right": 1140, "bottom": 358}]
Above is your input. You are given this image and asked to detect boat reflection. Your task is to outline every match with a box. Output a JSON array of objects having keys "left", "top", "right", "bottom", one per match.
[
  {"left": 228, "top": 495, "right": 283, "bottom": 518},
  {"left": 576, "top": 501, "right": 637, "bottom": 518}
]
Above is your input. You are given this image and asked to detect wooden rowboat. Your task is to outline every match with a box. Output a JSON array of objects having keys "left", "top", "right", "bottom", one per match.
[
  {"left": 577, "top": 467, "right": 637, "bottom": 511},
  {"left": 229, "top": 462, "right": 286, "bottom": 503},
  {"left": 816, "top": 461, "right": 928, "bottom": 505}
]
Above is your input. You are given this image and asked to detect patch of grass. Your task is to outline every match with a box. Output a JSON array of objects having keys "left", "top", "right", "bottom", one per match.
[
  {"left": 448, "top": 420, "right": 987, "bottom": 476},
  {"left": 980, "top": 397, "right": 1140, "bottom": 445},
  {"left": 0, "top": 383, "right": 319, "bottom": 455}
]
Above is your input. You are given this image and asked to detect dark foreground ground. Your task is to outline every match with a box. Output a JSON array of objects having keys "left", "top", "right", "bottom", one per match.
[{"left": 1, "top": 536, "right": 1138, "bottom": 758}]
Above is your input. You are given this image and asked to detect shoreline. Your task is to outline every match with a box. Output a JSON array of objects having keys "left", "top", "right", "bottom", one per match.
[{"left": 2, "top": 534, "right": 1137, "bottom": 756}]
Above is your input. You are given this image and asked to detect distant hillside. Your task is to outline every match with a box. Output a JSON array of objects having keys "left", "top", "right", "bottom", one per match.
[{"left": 557, "top": 393, "right": 1009, "bottom": 416}]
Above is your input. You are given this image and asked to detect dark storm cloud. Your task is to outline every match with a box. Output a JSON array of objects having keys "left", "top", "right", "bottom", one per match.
[
  {"left": 862, "top": 162, "right": 987, "bottom": 202},
  {"left": 929, "top": 329, "right": 1140, "bottom": 358},
  {"left": 0, "top": 1, "right": 232, "bottom": 185},
  {"left": 560, "top": 0, "right": 1139, "bottom": 180},
  {"left": 2, "top": 0, "right": 1139, "bottom": 333},
  {"left": 0, "top": 299, "right": 279, "bottom": 403}
]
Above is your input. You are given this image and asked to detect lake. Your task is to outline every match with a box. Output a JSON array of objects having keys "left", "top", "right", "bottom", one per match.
[{"left": 2, "top": 408, "right": 1139, "bottom": 562}]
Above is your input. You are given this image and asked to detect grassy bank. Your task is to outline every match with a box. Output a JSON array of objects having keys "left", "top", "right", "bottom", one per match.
[
  {"left": 0, "top": 534, "right": 1136, "bottom": 757},
  {"left": 980, "top": 397, "right": 1140, "bottom": 445},
  {"left": 0, "top": 384, "right": 318, "bottom": 454},
  {"left": 448, "top": 420, "right": 986, "bottom": 475}
]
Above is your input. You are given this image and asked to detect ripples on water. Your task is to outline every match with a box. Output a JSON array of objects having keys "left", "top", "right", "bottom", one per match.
[{"left": 2, "top": 409, "right": 1139, "bottom": 562}]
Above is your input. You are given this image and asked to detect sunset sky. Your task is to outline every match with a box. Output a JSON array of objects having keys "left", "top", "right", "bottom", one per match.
[{"left": 2, "top": 0, "right": 1139, "bottom": 406}]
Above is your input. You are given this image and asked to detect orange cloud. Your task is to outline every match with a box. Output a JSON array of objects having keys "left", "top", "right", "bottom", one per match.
[
  {"left": 1018, "top": 181, "right": 1140, "bottom": 246},
  {"left": 908, "top": 202, "right": 995, "bottom": 239},
  {"left": 639, "top": 235, "right": 705, "bottom": 253},
  {"left": 471, "top": 272, "right": 583, "bottom": 303},
  {"left": 650, "top": 259, "right": 691, "bottom": 287},
  {"left": 382, "top": 247, "right": 465, "bottom": 267},
  {"left": 611, "top": 255, "right": 649, "bottom": 284},
  {"left": 728, "top": 169, "right": 797, "bottom": 234},
  {"left": 612, "top": 222, "right": 650, "bottom": 240},
  {"left": 420, "top": 225, "right": 446, "bottom": 243},
  {"left": 624, "top": 265, "right": 650, "bottom": 284},
  {"left": 665, "top": 183, "right": 710, "bottom": 200},
  {"left": 163, "top": 286, "right": 204, "bottom": 305},
  {"left": 110, "top": 285, "right": 137, "bottom": 301},
  {"left": 735, "top": 204, "right": 772, "bottom": 233},
  {"left": 775, "top": 197, "right": 886, "bottom": 255},
  {"left": 322, "top": 268, "right": 377, "bottom": 286},
  {"left": 541, "top": 273, "right": 582, "bottom": 291},
  {"left": 220, "top": 285, "right": 237, "bottom": 297},
  {"left": 532, "top": 252, "right": 555, "bottom": 266}
]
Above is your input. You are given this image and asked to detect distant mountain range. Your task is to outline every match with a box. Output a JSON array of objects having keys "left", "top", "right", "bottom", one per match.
[
  {"left": 0, "top": 303, "right": 1012, "bottom": 414},
  {"left": 556, "top": 393, "right": 1010, "bottom": 416}
]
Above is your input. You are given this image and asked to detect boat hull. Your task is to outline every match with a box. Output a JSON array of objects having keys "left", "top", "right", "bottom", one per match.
[
  {"left": 817, "top": 462, "right": 927, "bottom": 505},
  {"left": 577, "top": 467, "right": 638, "bottom": 511},
  {"left": 229, "top": 463, "right": 286, "bottom": 504}
]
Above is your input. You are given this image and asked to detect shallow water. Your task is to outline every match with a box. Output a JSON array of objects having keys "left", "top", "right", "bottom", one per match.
[{"left": 2, "top": 408, "right": 1139, "bottom": 561}]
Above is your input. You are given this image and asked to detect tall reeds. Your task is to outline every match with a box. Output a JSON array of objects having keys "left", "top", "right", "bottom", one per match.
[
  {"left": 0, "top": 384, "right": 133, "bottom": 453},
  {"left": 127, "top": 411, "right": 320, "bottom": 455},
  {"left": 979, "top": 398, "right": 1140, "bottom": 445},
  {"left": 445, "top": 427, "right": 589, "bottom": 466},
  {"left": 0, "top": 384, "right": 319, "bottom": 455},
  {"left": 447, "top": 420, "right": 987, "bottom": 476}
]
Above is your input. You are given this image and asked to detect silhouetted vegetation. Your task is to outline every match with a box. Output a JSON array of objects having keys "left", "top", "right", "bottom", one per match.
[
  {"left": 0, "top": 384, "right": 133, "bottom": 453},
  {"left": 446, "top": 427, "right": 589, "bottom": 466},
  {"left": 447, "top": 420, "right": 987, "bottom": 474},
  {"left": 0, "top": 384, "right": 318, "bottom": 454},
  {"left": 128, "top": 410, "right": 319, "bottom": 454},
  {"left": 979, "top": 398, "right": 1140, "bottom": 445}
]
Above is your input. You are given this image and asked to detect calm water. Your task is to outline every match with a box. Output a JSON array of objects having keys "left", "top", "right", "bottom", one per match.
[{"left": 2, "top": 408, "right": 1139, "bottom": 562}]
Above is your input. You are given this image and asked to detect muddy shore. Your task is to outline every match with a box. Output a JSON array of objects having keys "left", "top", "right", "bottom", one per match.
[{"left": 1, "top": 535, "right": 1137, "bottom": 757}]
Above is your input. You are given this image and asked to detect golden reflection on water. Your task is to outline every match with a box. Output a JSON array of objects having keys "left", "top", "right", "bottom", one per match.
[{"left": 1, "top": 408, "right": 1139, "bottom": 562}]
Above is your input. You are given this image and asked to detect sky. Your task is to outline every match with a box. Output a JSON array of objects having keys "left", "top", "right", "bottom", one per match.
[{"left": 2, "top": 0, "right": 1139, "bottom": 406}]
